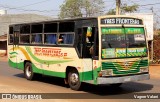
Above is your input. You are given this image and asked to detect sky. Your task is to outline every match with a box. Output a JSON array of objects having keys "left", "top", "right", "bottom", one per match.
[
  {"left": 0, "top": 0, "right": 64, "bottom": 18},
  {"left": 0, "top": 0, "right": 160, "bottom": 22}
]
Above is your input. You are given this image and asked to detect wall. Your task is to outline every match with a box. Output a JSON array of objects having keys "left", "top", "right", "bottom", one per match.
[
  {"left": 0, "top": 41, "right": 7, "bottom": 56},
  {"left": 0, "top": 14, "right": 53, "bottom": 56},
  {"left": 0, "top": 14, "right": 53, "bottom": 36}
]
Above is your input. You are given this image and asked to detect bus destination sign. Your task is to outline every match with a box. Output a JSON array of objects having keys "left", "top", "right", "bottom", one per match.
[{"left": 101, "top": 18, "right": 143, "bottom": 25}]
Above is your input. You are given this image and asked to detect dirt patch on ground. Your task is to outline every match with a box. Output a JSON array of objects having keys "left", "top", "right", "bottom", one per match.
[
  {"left": 0, "top": 56, "right": 7, "bottom": 62},
  {"left": 149, "top": 65, "right": 160, "bottom": 78}
]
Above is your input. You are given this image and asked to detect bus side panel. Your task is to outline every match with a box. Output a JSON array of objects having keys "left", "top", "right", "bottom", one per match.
[
  {"left": 25, "top": 46, "right": 83, "bottom": 79},
  {"left": 8, "top": 45, "right": 24, "bottom": 70},
  {"left": 8, "top": 45, "right": 98, "bottom": 82},
  {"left": 8, "top": 58, "right": 17, "bottom": 68},
  {"left": 8, "top": 45, "right": 17, "bottom": 68},
  {"left": 81, "top": 59, "right": 93, "bottom": 81}
]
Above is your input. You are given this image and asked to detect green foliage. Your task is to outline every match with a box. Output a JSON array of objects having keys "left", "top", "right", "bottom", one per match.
[
  {"left": 106, "top": 3, "right": 139, "bottom": 15},
  {"left": 106, "top": 9, "right": 116, "bottom": 15},
  {"left": 81, "top": 0, "right": 104, "bottom": 17},
  {"left": 153, "top": 35, "right": 160, "bottom": 64},
  {"left": 121, "top": 3, "right": 139, "bottom": 14},
  {"left": 59, "top": 0, "right": 82, "bottom": 19},
  {"left": 59, "top": 0, "right": 104, "bottom": 19}
]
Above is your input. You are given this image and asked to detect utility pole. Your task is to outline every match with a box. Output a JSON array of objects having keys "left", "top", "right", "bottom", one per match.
[
  {"left": 150, "top": 7, "right": 154, "bottom": 62},
  {"left": 116, "top": 0, "right": 121, "bottom": 15}
]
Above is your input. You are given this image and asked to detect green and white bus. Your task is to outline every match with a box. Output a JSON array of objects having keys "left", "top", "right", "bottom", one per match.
[{"left": 8, "top": 15, "right": 150, "bottom": 90}]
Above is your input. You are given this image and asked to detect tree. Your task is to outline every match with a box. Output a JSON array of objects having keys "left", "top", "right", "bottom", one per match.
[
  {"left": 121, "top": 3, "right": 139, "bottom": 14},
  {"left": 59, "top": 0, "right": 82, "bottom": 19},
  {"left": 106, "top": 9, "right": 116, "bottom": 15},
  {"left": 59, "top": 0, "right": 104, "bottom": 19},
  {"left": 106, "top": 3, "right": 139, "bottom": 15},
  {"left": 81, "top": 0, "right": 104, "bottom": 17}
]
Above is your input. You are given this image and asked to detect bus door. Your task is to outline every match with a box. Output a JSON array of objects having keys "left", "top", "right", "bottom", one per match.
[
  {"left": 13, "top": 31, "right": 19, "bottom": 49},
  {"left": 82, "top": 27, "right": 97, "bottom": 80},
  {"left": 13, "top": 25, "right": 20, "bottom": 68}
]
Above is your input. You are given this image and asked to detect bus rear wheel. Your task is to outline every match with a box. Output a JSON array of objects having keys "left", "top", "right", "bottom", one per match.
[
  {"left": 24, "top": 62, "right": 34, "bottom": 80},
  {"left": 68, "top": 70, "right": 81, "bottom": 91}
]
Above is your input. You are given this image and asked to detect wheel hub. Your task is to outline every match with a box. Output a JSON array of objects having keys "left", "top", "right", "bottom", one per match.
[
  {"left": 26, "top": 66, "right": 31, "bottom": 77},
  {"left": 70, "top": 73, "right": 78, "bottom": 84}
]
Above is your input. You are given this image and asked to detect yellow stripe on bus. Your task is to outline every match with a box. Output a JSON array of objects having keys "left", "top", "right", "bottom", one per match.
[{"left": 10, "top": 47, "right": 31, "bottom": 61}]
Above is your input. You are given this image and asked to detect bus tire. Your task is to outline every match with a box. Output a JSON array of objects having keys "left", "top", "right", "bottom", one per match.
[
  {"left": 24, "top": 62, "right": 34, "bottom": 80},
  {"left": 68, "top": 70, "right": 81, "bottom": 91}
]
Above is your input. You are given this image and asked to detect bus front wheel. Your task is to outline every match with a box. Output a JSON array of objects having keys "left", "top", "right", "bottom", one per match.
[
  {"left": 24, "top": 62, "right": 34, "bottom": 80},
  {"left": 68, "top": 70, "right": 81, "bottom": 91}
]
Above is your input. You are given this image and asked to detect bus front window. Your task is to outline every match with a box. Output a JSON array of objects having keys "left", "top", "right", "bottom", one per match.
[
  {"left": 101, "top": 27, "right": 147, "bottom": 59},
  {"left": 127, "top": 33, "right": 146, "bottom": 48},
  {"left": 102, "top": 34, "right": 126, "bottom": 49}
]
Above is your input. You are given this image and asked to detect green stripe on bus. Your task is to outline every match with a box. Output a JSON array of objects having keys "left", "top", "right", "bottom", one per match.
[
  {"left": 9, "top": 52, "right": 18, "bottom": 55},
  {"left": 8, "top": 59, "right": 99, "bottom": 83}
]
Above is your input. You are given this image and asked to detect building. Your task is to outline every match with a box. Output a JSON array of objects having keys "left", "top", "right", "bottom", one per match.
[
  {"left": 0, "top": 13, "right": 53, "bottom": 56},
  {"left": 0, "top": 10, "right": 7, "bottom": 15},
  {"left": 0, "top": 34, "right": 7, "bottom": 56},
  {"left": 0, "top": 13, "right": 53, "bottom": 36}
]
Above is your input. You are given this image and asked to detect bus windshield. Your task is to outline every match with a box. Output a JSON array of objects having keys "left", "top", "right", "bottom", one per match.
[{"left": 101, "top": 27, "right": 147, "bottom": 58}]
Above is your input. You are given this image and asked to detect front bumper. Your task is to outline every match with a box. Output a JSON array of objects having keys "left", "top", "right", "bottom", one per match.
[{"left": 97, "top": 74, "right": 150, "bottom": 84}]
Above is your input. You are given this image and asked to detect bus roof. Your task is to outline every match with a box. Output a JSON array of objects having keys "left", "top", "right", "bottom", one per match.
[
  {"left": 9, "top": 15, "right": 144, "bottom": 26},
  {"left": 9, "top": 17, "right": 97, "bottom": 26}
]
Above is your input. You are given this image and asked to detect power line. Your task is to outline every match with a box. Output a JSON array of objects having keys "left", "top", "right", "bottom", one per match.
[
  {"left": 140, "top": 2, "right": 160, "bottom": 6},
  {"left": 15, "top": 0, "right": 52, "bottom": 9},
  {"left": 0, "top": 4, "right": 60, "bottom": 13},
  {"left": 0, "top": 0, "right": 160, "bottom": 19},
  {"left": 107, "top": 1, "right": 116, "bottom": 10},
  {"left": 103, "top": 0, "right": 115, "bottom": 3},
  {"left": 0, "top": 0, "right": 61, "bottom": 13},
  {"left": 121, "top": 0, "right": 155, "bottom": 13},
  {"left": 124, "top": 0, "right": 141, "bottom": 3}
]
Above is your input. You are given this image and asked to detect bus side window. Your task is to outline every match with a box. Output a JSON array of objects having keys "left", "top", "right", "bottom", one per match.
[
  {"left": 35, "top": 34, "right": 41, "bottom": 43},
  {"left": 31, "top": 34, "right": 42, "bottom": 44},
  {"left": 58, "top": 34, "right": 74, "bottom": 45},
  {"left": 50, "top": 34, "right": 56, "bottom": 44},
  {"left": 44, "top": 34, "right": 56, "bottom": 44},
  {"left": 58, "top": 34, "right": 64, "bottom": 44},
  {"left": 20, "top": 34, "right": 30, "bottom": 44}
]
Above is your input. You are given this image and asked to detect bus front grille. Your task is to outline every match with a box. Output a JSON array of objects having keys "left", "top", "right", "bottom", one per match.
[{"left": 102, "top": 60, "right": 148, "bottom": 75}]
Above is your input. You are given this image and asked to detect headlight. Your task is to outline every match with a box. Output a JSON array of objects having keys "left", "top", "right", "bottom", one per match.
[
  {"left": 140, "top": 67, "right": 148, "bottom": 72},
  {"left": 101, "top": 69, "right": 113, "bottom": 76}
]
